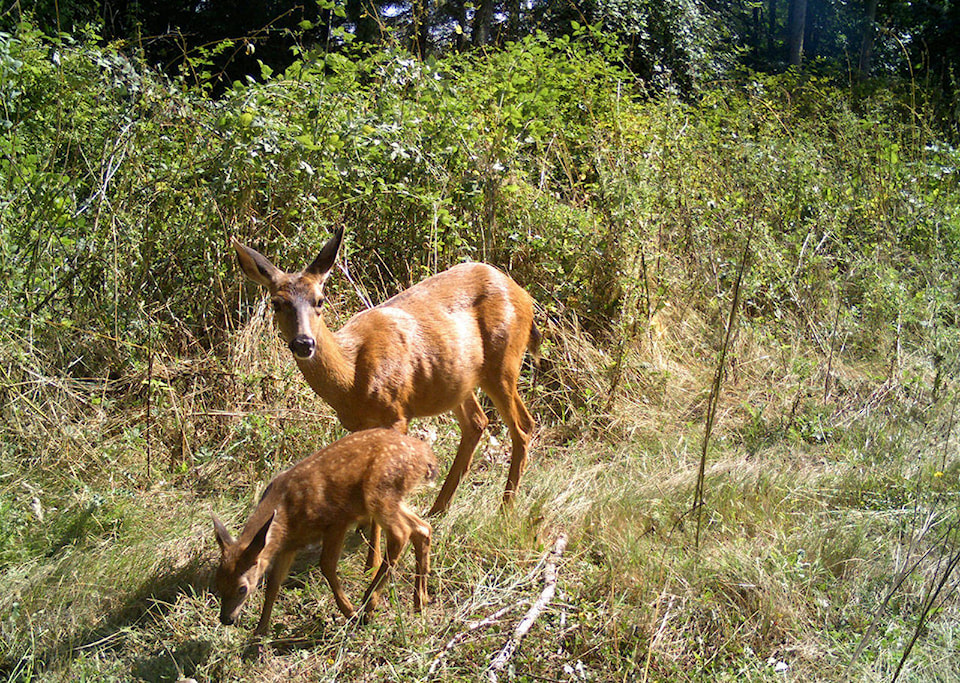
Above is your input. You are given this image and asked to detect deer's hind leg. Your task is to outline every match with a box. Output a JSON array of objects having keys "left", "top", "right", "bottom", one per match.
[
  {"left": 408, "top": 507, "right": 432, "bottom": 611},
  {"left": 428, "top": 393, "right": 488, "bottom": 516},
  {"left": 483, "top": 366, "right": 535, "bottom": 506},
  {"left": 361, "top": 520, "right": 409, "bottom": 617},
  {"left": 363, "top": 520, "right": 381, "bottom": 574},
  {"left": 362, "top": 502, "right": 432, "bottom": 616}
]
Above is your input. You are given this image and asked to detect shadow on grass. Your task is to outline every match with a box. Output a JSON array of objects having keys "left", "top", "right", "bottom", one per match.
[
  {"left": 0, "top": 552, "right": 215, "bottom": 682},
  {"left": 0, "top": 530, "right": 381, "bottom": 682},
  {"left": 131, "top": 639, "right": 214, "bottom": 682},
  {"left": 46, "top": 503, "right": 98, "bottom": 558}
]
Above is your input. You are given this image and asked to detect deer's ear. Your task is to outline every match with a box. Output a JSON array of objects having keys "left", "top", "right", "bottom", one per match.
[
  {"left": 305, "top": 227, "right": 344, "bottom": 279},
  {"left": 233, "top": 239, "right": 284, "bottom": 290},
  {"left": 212, "top": 514, "right": 234, "bottom": 552},
  {"left": 241, "top": 510, "right": 276, "bottom": 565}
]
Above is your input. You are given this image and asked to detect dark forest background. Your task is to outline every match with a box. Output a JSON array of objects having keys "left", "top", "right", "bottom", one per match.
[{"left": 4, "top": 0, "right": 959, "bottom": 118}]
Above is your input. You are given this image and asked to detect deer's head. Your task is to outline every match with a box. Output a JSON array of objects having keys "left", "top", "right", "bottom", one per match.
[
  {"left": 233, "top": 228, "right": 344, "bottom": 360},
  {"left": 211, "top": 511, "right": 275, "bottom": 626}
]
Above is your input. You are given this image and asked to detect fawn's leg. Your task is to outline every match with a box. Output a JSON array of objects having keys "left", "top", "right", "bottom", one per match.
[
  {"left": 407, "top": 508, "right": 432, "bottom": 612},
  {"left": 320, "top": 524, "right": 356, "bottom": 619},
  {"left": 363, "top": 520, "right": 381, "bottom": 573},
  {"left": 361, "top": 518, "right": 412, "bottom": 617},
  {"left": 254, "top": 550, "right": 297, "bottom": 636}
]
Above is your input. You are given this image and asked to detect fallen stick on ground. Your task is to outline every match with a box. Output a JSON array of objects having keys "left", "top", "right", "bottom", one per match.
[
  {"left": 428, "top": 602, "right": 527, "bottom": 677},
  {"left": 486, "top": 532, "right": 569, "bottom": 682}
]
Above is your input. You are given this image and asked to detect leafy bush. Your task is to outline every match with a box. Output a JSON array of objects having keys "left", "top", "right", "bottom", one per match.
[{"left": 1, "top": 22, "right": 959, "bottom": 382}]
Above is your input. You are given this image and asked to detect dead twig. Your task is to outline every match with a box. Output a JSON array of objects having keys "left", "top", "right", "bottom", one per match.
[
  {"left": 486, "top": 533, "right": 569, "bottom": 682},
  {"left": 428, "top": 602, "right": 527, "bottom": 677}
]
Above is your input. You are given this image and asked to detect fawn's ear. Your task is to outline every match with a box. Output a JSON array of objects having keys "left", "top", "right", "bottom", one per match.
[
  {"left": 212, "top": 514, "right": 234, "bottom": 552},
  {"left": 241, "top": 510, "right": 276, "bottom": 565},
  {"left": 233, "top": 239, "right": 284, "bottom": 290}
]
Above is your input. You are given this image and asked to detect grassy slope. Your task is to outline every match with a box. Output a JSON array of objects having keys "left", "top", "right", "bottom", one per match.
[
  {"left": 4, "top": 304, "right": 959, "bottom": 682},
  {"left": 3, "top": 29, "right": 960, "bottom": 683}
]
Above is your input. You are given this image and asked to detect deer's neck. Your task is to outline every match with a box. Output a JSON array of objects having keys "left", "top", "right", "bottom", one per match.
[{"left": 294, "top": 318, "right": 356, "bottom": 406}]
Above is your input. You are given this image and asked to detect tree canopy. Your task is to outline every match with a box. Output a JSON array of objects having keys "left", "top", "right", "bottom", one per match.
[{"left": 4, "top": 0, "right": 958, "bottom": 111}]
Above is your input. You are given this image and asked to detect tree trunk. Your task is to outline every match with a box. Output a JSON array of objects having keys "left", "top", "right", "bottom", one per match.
[
  {"left": 857, "top": 0, "right": 879, "bottom": 79},
  {"left": 767, "top": 0, "right": 777, "bottom": 57},
  {"left": 787, "top": 0, "right": 807, "bottom": 66},
  {"left": 804, "top": 0, "right": 822, "bottom": 59},
  {"left": 410, "top": 0, "right": 431, "bottom": 57},
  {"left": 346, "top": 0, "right": 380, "bottom": 44},
  {"left": 449, "top": 0, "right": 469, "bottom": 51},
  {"left": 472, "top": 0, "right": 495, "bottom": 46},
  {"left": 506, "top": 0, "right": 521, "bottom": 42},
  {"left": 752, "top": 6, "right": 761, "bottom": 57}
]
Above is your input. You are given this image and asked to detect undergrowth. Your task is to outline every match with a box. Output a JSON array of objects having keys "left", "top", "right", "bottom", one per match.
[{"left": 2, "top": 21, "right": 960, "bottom": 682}]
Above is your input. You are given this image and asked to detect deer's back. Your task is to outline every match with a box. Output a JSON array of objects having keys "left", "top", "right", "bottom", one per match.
[
  {"left": 381, "top": 262, "right": 531, "bottom": 326},
  {"left": 333, "top": 263, "right": 535, "bottom": 420},
  {"left": 256, "top": 429, "right": 436, "bottom": 549}
]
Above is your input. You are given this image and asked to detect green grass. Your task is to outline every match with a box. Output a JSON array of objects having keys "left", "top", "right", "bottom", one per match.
[{"left": 3, "top": 334, "right": 960, "bottom": 682}]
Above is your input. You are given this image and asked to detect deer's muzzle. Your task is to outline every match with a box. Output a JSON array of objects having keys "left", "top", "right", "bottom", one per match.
[{"left": 289, "top": 335, "right": 316, "bottom": 359}]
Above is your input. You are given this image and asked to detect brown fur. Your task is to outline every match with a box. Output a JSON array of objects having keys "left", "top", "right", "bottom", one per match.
[
  {"left": 233, "top": 228, "right": 540, "bottom": 519},
  {"left": 212, "top": 429, "right": 437, "bottom": 635}
]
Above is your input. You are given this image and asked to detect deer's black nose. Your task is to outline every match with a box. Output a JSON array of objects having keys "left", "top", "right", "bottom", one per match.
[
  {"left": 220, "top": 613, "right": 235, "bottom": 626},
  {"left": 289, "top": 335, "right": 316, "bottom": 359}
]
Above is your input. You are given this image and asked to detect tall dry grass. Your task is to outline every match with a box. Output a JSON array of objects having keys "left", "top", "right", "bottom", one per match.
[{"left": 5, "top": 289, "right": 959, "bottom": 681}]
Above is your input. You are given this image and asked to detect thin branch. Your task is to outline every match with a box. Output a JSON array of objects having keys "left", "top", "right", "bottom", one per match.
[
  {"left": 428, "top": 602, "right": 526, "bottom": 677},
  {"left": 693, "top": 228, "right": 752, "bottom": 549},
  {"left": 892, "top": 531, "right": 960, "bottom": 683},
  {"left": 486, "top": 533, "right": 569, "bottom": 682}
]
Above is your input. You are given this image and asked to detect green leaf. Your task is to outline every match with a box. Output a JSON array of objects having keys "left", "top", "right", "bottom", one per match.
[{"left": 295, "top": 134, "right": 320, "bottom": 150}]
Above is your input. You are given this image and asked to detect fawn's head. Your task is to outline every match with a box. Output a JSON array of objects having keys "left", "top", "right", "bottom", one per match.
[
  {"left": 212, "top": 511, "right": 275, "bottom": 626},
  {"left": 233, "top": 228, "right": 344, "bottom": 360}
]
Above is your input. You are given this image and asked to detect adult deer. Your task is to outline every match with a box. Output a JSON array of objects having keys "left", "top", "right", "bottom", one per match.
[{"left": 233, "top": 228, "right": 540, "bottom": 518}]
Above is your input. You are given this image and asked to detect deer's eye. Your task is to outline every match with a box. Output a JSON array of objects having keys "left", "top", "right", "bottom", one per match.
[
  {"left": 238, "top": 585, "right": 248, "bottom": 597},
  {"left": 315, "top": 296, "right": 325, "bottom": 309}
]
